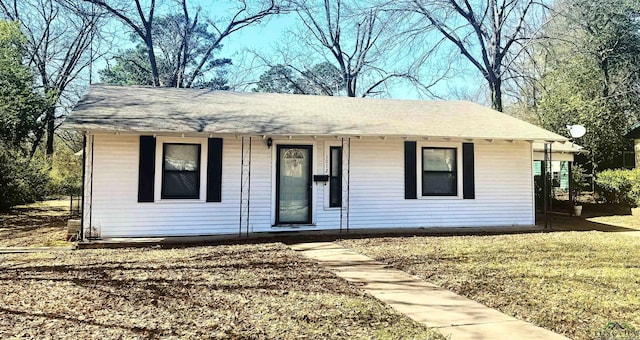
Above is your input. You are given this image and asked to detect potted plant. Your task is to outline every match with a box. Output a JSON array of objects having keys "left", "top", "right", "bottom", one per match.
[{"left": 570, "top": 164, "right": 588, "bottom": 216}]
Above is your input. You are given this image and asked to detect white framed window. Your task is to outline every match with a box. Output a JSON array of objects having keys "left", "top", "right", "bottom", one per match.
[
  {"left": 154, "top": 136, "right": 208, "bottom": 202},
  {"left": 161, "top": 143, "right": 201, "bottom": 199},
  {"left": 422, "top": 147, "right": 458, "bottom": 196},
  {"left": 329, "top": 146, "right": 342, "bottom": 207}
]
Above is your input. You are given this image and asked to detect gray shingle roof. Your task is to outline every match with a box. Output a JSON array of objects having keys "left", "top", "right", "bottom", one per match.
[
  {"left": 533, "top": 142, "right": 586, "bottom": 154},
  {"left": 64, "top": 84, "right": 567, "bottom": 141}
]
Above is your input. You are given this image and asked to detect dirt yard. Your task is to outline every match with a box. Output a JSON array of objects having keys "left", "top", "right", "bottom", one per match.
[
  {"left": 0, "top": 199, "right": 72, "bottom": 247},
  {"left": 340, "top": 231, "right": 640, "bottom": 340},
  {"left": 0, "top": 243, "right": 443, "bottom": 339},
  {"left": 0, "top": 201, "right": 445, "bottom": 338}
]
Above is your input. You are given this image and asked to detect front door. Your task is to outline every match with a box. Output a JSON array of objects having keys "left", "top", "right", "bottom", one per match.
[{"left": 276, "top": 145, "right": 312, "bottom": 224}]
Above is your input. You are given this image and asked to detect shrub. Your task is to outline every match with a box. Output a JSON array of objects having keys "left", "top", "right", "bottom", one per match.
[
  {"left": 0, "top": 143, "right": 50, "bottom": 211},
  {"left": 595, "top": 168, "right": 640, "bottom": 206},
  {"left": 48, "top": 142, "right": 82, "bottom": 196},
  {"left": 570, "top": 164, "right": 589, "bottom": 203}
]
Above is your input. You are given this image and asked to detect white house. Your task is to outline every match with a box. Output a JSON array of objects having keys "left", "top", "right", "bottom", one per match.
[{"left": 64, "top": 85, "right": 569, "bottom": 240}]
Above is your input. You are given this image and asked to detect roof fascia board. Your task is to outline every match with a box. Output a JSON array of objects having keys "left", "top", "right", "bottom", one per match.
[{"left": 81, "top": 129, "right": 567, "bottom": 143}]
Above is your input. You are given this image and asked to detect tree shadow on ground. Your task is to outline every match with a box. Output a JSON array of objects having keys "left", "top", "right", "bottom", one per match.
[{"left": 536, "top": 213, "right": 640, "bottom": 232}]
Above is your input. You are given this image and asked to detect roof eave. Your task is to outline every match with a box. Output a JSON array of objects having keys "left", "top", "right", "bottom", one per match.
[{"left": 65, "top": 126, "right": 567, "bottom": 143}]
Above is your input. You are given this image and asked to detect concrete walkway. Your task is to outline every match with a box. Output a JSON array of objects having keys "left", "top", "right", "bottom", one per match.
[{"left": 290, "top": 242, "right": 569, "bottom": 340}]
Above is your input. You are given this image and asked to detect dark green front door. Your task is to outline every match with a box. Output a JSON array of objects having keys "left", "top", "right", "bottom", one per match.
[{"left": 276, "top": 145, "right": 312, "bottom": 224}]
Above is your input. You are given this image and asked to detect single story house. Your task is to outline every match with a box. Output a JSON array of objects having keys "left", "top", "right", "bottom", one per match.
[{"left": 64, "top": 84, "right": 571, "bottom": 240}]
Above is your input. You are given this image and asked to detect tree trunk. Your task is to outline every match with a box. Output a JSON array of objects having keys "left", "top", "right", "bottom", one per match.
[
  {"left": 45, "top": 106, "right": 56, "bottom": 156},
  {"left": 346, "top": 75, "right": 356, "bottom": 97},
  {"left": 601, "top": 58, "right": 610, "bottom": 98},
  {"left": 490, "top": 78, "right": 503, "bottom": 112},
  {"left": 145, "top": 37, "right": 160, "bottom": 86}
]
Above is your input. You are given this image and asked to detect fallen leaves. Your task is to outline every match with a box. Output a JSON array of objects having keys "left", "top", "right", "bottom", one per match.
[
  {"left": 0, "top": 243, "right": 442, "bottom": 339},
  {"left": 340, "top": 232, "right": 640, "bottom": 340}
]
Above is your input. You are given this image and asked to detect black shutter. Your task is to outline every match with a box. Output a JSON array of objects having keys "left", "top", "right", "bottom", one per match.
[
  {"left": 206, "top": 138, "right": 223, "bottom": 202},
  {"left": 462, "top": 142, "right": 475, "bottom": 199},
  {"left": 404, "top": 141, "right": 417, "bottom": 199},
  {"left": 138, "top": 135, "right": 156, "bottom": 202}
]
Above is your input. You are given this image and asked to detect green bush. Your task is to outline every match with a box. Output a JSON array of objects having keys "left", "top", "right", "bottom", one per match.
[
  {"left": 0, "top": 143, "right": 51, "bottom": 211},
  {"left": 570, "top": 164, "right": 589, "bottom": 203},
  {"left": 595, "top": 168, "right": 640, "bottom": 206},
  {"left": 48, "top": 142, "right": 82, "bottom": 195}
]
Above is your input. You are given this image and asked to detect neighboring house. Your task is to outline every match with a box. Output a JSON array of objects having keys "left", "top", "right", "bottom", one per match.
[
  {"left": 532, "top": 142, "right": 584, "bottom": 190},
  {"left": 531, "top": 142, "right": 584, "bottom": 214},
  {"left": 625, "top": 122, "right": 640, "bottom": 168},
  {"left": 64, "top": 85, "right": 569, "bottom": 240}
]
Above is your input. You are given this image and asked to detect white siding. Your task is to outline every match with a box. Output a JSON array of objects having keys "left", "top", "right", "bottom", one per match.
[
  {"left": 84, "top": 134, "right": 534, "bottom": 238},
  {"left": 86, "top": 135, "right": 252, "bottom": 237},
  {"left": 344, "top": 140, "right": 533, "bottom": 229}
]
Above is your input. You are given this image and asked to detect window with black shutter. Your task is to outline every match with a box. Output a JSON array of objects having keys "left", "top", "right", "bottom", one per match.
[
  {"left": 329, "top": 146, "right": 342, "bottom": 207},
  {"left": 161, "top": 143, "right": 201, "bottom": 199},
  {"left": 422, "top": 147, "right": 457, "bottom": 196}
]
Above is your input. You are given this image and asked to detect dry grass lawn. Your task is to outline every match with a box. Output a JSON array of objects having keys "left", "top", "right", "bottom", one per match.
[
  {"left": 0, "top": 243, "right": 443, "bottom": 339},
  {"left": 587, "top": 215, "right": 640, "bottom": 230},
  {"left": 340, "top": 231, "right": 640, "bottom": 340},
  {"left": 0, "top": 199, "right": 72, "bottom": 247},
  {"left": 0, "top": 200, "right": 441, "bottom": 338}
]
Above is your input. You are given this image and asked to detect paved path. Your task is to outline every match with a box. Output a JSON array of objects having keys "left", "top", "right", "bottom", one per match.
[{"left": 290, "top": 242, "right": 569, "bottom": 340}]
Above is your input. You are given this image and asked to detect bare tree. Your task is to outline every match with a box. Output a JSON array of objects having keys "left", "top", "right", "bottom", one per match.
[
  {"left": 293, "top": 0, "right": 434, "bottom": 97},
  {"left": 82, "top": 0, "right": 161, "bottom": 85},
  {"left": 85, "top": 0, "right": 286, "bottom": 88},
  {"left": 287, "top": 0, "right": 440, "bottom": 97},
  {"left": 410, "top": 0, "right": 549, "bottom": 111},
  {"left": 0, "top": 0, "right": 105, "bottom": 156}
]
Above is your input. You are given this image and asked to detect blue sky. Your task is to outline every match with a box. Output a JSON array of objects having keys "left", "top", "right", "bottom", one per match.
[{"left": 93, "top": 1, "right": 483, "bottom": 102}]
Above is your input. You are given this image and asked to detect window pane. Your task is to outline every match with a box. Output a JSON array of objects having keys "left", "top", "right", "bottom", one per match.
[
  {"left": 423, "top": 172, "right": 456, "bottom": 195},
  {"left": 162, "top": 143, "right": 200, "bottom": 199},
  {"left": 165, "top": 144, "right": 199, "bottom": 171},
  {"left": 423, "top": 148, "right": 456, "bottom": 171},
  {"left": 278, "top": 148, "right": 310, "bottom": 223},
  {"left": 331, "top": 147, "right": 341, "bottom": 176},
  {"left": 330, "top": 177, "right": 341, "bottom": 207},
  {"left": 163, "top": 172, "right": 199, "bottom": 198},
  {"left": 330, "top": 147, "right": 342, "bottom": 207}
]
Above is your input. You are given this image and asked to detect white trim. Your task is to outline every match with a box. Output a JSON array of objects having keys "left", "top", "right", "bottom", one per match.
[
  {"left": 530, "top": 141, "right": 535, "bottom": 224},
  {"left": 154, "top": 136, "right": 208, "bottom": 203}
]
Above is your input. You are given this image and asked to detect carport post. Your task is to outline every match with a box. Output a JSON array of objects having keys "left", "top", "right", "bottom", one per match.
[
  {"left": 543, "top": 143, "right": 552, "bottom": 228},
  {"left": 568, "top": 161, "right": 573, "bottom": 216}
]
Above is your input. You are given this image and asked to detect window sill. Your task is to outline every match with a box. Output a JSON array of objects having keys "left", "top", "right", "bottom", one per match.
[
  {"left": 417, "top": 196, "right": 463, "bottom": 200},
  {"left": 153, "top": 199, "right": 207, "bottom": 204},
  {"left": 271, "top": 224, "right": 316, "bottom": 228}
]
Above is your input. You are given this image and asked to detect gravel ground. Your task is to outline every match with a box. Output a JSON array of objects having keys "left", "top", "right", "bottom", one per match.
[{"left": 0, "top": 243, "right": 442, "bottom": 339}]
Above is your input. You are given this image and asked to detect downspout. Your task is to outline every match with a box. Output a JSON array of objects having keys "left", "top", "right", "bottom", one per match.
[
  {"left": 568, "top": 161, "right": 573, "bottom": 216},
  {"left": 549, "top": 143, "right": 553, "bottom": 217},
  {"left": 79, "top": 133, "right": 86, "bottom": 241},
  {"left": 247, "top": 137, "right": 252, "bottom": 237},
  {"left": 543, "top": 143, "right": 553, "bottom": 229},
  {"left": 543, "top": 143, "right": 549, "bottom": 228},
  {"left": 88, "top": 134, "right": 95, "bottom": 240},
  {"left": 346, "top": 137, "right": 351, "bottom": 232},
  {"left": 340, "top": 138, "right": 344, "bottom": 233}
]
